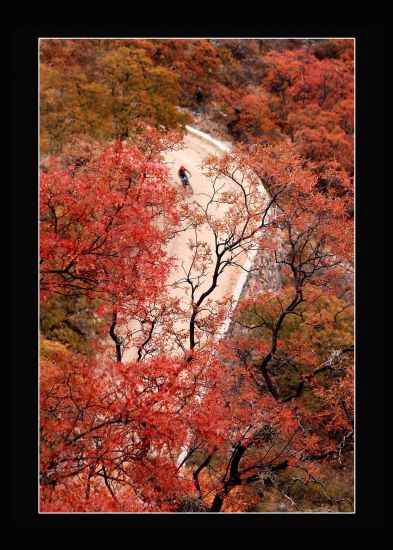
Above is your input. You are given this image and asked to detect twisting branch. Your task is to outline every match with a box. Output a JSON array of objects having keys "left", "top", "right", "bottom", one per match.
[
  {"left": 279, "top": 346, "right": 354, "bottom": 403},
  {"left": 109, "top": 312, "right": 122, "bottom": 362}
]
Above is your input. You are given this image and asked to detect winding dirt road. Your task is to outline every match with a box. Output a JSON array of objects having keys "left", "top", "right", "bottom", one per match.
[{"left": 122, "top": 129, "right": 254, "bottom": 362}]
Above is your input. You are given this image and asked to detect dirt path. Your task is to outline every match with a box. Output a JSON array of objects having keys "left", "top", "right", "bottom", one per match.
[{"left": 122, "top": 130, "right": 251, "bottom": 362}]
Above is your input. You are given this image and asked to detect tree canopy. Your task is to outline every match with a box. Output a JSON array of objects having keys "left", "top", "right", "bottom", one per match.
[{"left": 40, "top": 38, "right": 354, "bottom": 513}]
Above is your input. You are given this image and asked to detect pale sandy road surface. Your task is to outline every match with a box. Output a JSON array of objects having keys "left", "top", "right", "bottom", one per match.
[{"left": 122, "top": 131, "right": 249, "bottom": 362}]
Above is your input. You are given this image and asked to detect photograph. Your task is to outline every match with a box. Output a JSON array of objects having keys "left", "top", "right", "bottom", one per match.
[{"left": 38, "top": 36, "right": 355, "bottom": 514}]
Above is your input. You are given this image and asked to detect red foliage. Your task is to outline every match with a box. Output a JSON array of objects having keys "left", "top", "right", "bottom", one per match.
[
  {"left": 40, "top": 104, "right": 353, "bottom": 513},
  {"left": 231, "top": 43, "right": 354, "bottom": 175},
  {"left": 40, "top": 133, "right": 181, "bottom": 321}
]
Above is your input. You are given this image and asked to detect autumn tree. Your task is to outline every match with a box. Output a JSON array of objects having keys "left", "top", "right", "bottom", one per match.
[
  {"left": 40, "top": 125, "right": 184, "bottom": 359},
  {"left": 40, "top": 40, "right": 191, "bottom": 154},
  {"left": 168, "top": 143, "right": 354, "bottom": 512}
]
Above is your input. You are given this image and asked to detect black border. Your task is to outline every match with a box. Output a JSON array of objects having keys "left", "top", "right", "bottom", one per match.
[{"left": 10, "top": 26, "right": 385, "bottom": 527}]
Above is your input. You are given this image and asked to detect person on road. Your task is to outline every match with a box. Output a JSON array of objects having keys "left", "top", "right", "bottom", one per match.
[{"left": 178, "top": 165, "right": 192, "bottom": 186}]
